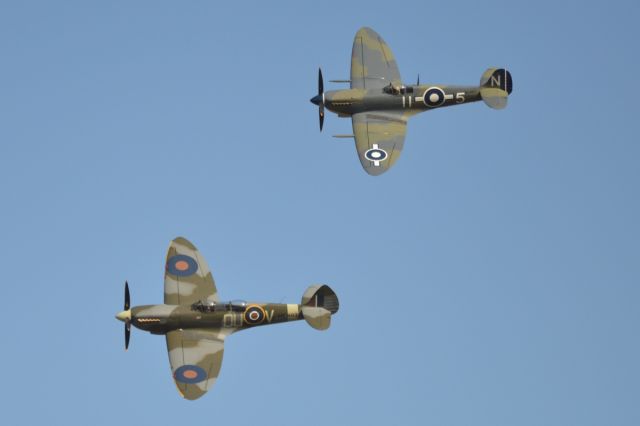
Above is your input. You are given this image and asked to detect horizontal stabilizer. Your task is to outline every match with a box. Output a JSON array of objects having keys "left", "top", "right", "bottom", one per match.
[
  {"left": 301, "top": 306, "right": 332, "bottom": 330},
  {"left": 480, "top": 68, "right": 513, "bottom": 109},
  {"left": 332, "top": 134, "right": 355, "bottom": 139}
]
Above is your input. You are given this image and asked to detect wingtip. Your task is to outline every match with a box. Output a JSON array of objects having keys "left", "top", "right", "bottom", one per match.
[
  {"left": 356, "top": 26, "right": 381, "bottom": 38},
  {"left": 364, "top": 166, "right": 388, "bottom": 177},
  {"left": 170, "top": 236, "right": 197, "bottom": 250},
  {"left": 178, "top": 387, "right": 206, "bottom": 401}
]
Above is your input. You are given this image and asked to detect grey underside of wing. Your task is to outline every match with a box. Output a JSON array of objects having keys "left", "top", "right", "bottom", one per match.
[
  {"left": 351, "top": 112, "right": 407, "bottom": 176},
  {"left": 351, "top": 27, "right": 401, "bottom": 90},
  {"left": 166, "top": 329, "right": 227, "bottom": 400}
]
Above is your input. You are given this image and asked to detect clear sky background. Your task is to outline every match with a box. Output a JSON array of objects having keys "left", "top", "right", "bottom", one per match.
[{"left": 1, "top": 1, "right": 638, "bottom": 425}]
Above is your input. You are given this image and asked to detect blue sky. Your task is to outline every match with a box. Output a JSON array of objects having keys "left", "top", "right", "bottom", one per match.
[{"left": 1, "top": 1, "right": 638, "bottom": 425}]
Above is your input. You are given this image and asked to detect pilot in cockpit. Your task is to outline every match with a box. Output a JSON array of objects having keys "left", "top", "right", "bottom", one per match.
[
  {"left": 191, "top": 299, "right": 247, "bottom": 313},
  {"left": 383, "top": 83, "right": 409, "bottom": 95},
  {"left": 383, "top": 82, "right": 399, "bottom": 95}
]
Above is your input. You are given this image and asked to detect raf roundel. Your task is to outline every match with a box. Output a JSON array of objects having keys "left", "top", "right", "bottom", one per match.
[
  {"left": 364, "top": 144, "right": 389, "bottom": 167},
  {"left": 364, "top": 148, "right": 388, "bottom": 162},
  {"left": 174, "top": 365, "right": 207, "bottom": 384},
  {"left": 423, "top": 87, "right": 446, "bottom": 107},
  {"left": 166, "top": 254, "right": 199, "bottom": 277},
  {"left": 244, "top": 305, "right": 266, "bottom": 325}
]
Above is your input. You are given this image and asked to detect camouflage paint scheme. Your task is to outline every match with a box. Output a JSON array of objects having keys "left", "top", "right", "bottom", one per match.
[
  {"left": 311, "top": 27, "right": 514, "bottom": 176},
  {"left": 116, "top": 237, "right": 339, "bottom": 400}
]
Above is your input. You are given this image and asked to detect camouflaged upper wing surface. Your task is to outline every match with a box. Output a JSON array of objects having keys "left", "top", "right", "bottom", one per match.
[
  {"left": 351, "top": 112, "right": 407, "bottom": 176},
  {"left": 164, "top": 237, "right": 219, "bottom": 306},
  {"left": 351, "top": 27, "right": 401, "bottom": 90},
  {"left": 166, "top": 329, "right": 226, "bottom": 400}
]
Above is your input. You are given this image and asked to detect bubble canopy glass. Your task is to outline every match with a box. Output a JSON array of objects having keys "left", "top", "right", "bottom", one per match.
[{"left": 191, "top": 300, "right": 248, "bottom": 312}]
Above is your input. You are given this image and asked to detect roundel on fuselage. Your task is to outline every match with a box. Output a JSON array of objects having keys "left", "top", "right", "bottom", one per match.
[
  {"left": 423, "top": 87, "right": 446, "bottom": 108},
  {"left": 244, "top": 305, "right": 266, "bottom": 325}
]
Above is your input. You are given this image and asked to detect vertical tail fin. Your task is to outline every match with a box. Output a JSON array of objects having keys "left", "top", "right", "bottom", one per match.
[
  {"left": 300, "top": 285, "right": 339, "bottom": 330},
  {"left": 480, "top": 68, "right": 513, "bottom": 109}
]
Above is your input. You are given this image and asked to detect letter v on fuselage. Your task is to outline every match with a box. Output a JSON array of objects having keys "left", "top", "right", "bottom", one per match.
[{"left": 115, "top": 237, "right": 339, "bottom": 400}]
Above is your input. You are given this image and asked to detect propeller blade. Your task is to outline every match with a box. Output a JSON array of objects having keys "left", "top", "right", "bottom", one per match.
[
  {"left": 124, "top": 281, "right": 130, "bottom": 310},
  {"left": 319, "top": 68, "right": 325, "bottom": 131},
  {"left": 124, "top": 281, "right": 131, "bottom": 350},
  {"left": 125, "top": 322, "right": 131, "bottom": 351},
  {"left": 417, "top": 74, "right": 420, "bottom": 86}
]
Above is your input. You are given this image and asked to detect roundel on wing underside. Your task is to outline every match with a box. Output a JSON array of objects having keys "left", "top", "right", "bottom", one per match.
[
  {"left": 166, "top": 254, "right": 199, "bottom": 277},
  {"left": 364, "top": 148, "right": 388, "bottom": 162},
  {"left": 174, "top": 364, "right": 207, "bottom": 384}
]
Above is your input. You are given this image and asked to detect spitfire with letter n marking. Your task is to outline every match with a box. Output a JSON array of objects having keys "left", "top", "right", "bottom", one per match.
[
  {"left": 310, "top": 27, "right": 513, "bottom": 176},
  {"left": 115, "top": 237, "right": 339, "bottom": 400}
]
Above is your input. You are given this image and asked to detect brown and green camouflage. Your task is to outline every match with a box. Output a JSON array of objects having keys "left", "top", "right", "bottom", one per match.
[{"left": 116, "top": 237, "right": 339, "bottom": 400}]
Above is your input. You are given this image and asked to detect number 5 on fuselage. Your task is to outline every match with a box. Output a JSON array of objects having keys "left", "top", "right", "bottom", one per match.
[{"left": 310, "top": 27, "right": 513, "bottom": 176}]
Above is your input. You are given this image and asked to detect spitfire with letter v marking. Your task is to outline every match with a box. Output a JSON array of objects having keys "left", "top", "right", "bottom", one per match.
[
  {"left": 115, "top": 237, "right": 339, "bottom": 400},
  {"left": 310, "top": 27, "right": 513, "bottom": 176}
]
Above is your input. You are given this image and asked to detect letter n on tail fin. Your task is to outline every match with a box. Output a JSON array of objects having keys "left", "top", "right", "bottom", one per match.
[{"left": 480, "top": 68, "right": 513, "bottom": 109}]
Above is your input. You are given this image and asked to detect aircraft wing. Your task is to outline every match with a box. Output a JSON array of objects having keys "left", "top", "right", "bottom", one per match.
[
  {"left": 166, "top": 329, "right": 226, "bottom": 400},
  {"left": 351, "top": 27, "right": 401, "bottom": 90},
  {"left": 164, "top": 237, "right": 219, "bottom": 305},
  {"left": 351, "top": 112, "right": 407, "bottom": 176}
]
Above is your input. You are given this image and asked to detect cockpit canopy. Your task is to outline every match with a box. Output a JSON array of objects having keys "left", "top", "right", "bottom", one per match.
[
  {"left": 191, "top": 299, "right": 248, "bottom": 313},
  {"left": 383, "top": 83, "right": 412, "bottom": 95}
]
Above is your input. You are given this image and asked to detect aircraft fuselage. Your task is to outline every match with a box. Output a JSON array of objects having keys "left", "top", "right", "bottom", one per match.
[
  {"left": 323, "top": 84, "right": 481, "bottom": 117},
  {"left": 127, "top": 303, "right": 303, "bottom": 335}
]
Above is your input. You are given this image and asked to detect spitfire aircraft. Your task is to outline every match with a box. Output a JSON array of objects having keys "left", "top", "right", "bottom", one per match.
[
  {"left": 310, "top": 27, "right": 513, "bottom": 175},
  {"left": 115, "top": 237, "right": 339, "bottom": 400}
]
